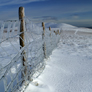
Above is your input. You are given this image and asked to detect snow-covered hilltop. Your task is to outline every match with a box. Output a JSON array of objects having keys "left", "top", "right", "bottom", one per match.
[
  {"left": 0, "top": 21, "right": 92, "bottom": 92},
  {"left": 25, "top": 22, "right": 92, "bottom": 92}
]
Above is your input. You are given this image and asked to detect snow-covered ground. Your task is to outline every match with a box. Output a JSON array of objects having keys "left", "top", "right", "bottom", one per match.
[
  {"left": 25, "top": 24, "right": 92, "bottom": 92},
  {"left": 0, "top": 22, "right": 92, "bottom": 92}
]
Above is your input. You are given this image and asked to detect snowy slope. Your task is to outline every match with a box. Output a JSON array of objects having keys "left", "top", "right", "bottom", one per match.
[
  {"left": 37, "top": 22, "right": 92, "bottom": 33},
  {"left": 25, "top": 23, "right": 92, "bottom": 92},
  {"left": 0, "top": 22, "right": 92, "bottom": 92},
  {"left": 25, "top": 49, "right": 92, "bottom": 92}
]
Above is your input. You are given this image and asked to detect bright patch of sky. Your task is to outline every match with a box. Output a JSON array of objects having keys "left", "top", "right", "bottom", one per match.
[{"left": 0, "top": 0, "right": 92, "bottom": 27}]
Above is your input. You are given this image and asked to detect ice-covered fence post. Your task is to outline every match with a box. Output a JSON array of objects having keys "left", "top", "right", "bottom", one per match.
[
  {"left": 19, "top": 7, "right": 27, "bottom": 79},
  {"left": 42, "top": 22, "right": 46, "bottom": 58},
  {"left": 49, "top": 27, "right": 51, "bottom": 31},
  {"left": 57, "top": 30, "right": 59, "bottom": 34},
  {"left": 49, "top": 27, "right": 51, "bottom": 37},
  {"left": 54, "top": 31, "right": 56, "bottom": 35}
]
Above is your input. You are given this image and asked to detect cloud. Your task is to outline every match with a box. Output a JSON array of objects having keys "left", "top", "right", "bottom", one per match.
[
  {"left": 41, "top": 16, "right": 57, "bottom": 21},
  {"left": 32, "top": 16, "right": 58, "bottom": 22},
  {"left": 0, "top": 0, "right": 46, "bottom": 6},
  {"left": 71, "top": 14, "right": 79, "bottom": 19},
  {"left": 55, "top": 4, "right": 92, "bottom": 16},
  {"left": 72, "top": 15, "right": 79, "bottom": 19}
]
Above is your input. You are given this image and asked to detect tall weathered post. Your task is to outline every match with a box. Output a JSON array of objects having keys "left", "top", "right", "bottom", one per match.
[
  {"left": 19, "top": 7, "right": 27, "bottom": 79},
  {"left": 42, "top": 22, "right": 46, "bottom": 58}
]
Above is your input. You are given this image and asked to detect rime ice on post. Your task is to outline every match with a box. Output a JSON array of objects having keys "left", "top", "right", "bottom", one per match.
[
  {"left": 42, "top": 22, "right": 46, "bottom": 58},
  {"left": 19, "top": 7, "right": 27, "bottom": 81},
  {"left": 19, "top": 7, "right": 25, "bottom": 49},
  {"left": 49, "top": 27, "right": 51, "bottom": 31},
  {"left": 49, "top": 27, "right": 51, "bottom": 37}
]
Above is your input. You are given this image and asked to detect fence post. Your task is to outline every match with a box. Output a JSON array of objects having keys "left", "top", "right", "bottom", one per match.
[
  {"left": 57, "top": 30, "right": 59, "bottom": 35},
  {"left": 49, "top": 27, "right": 51, "bottom": 31},
  {"left": 42, "top": 22, "right": 46, "bottom": 58},
  {"left": 49, "top": 27, "right": 51, "bottom": 37},
  {"left": 19, "top": 7, "right": 27, "bottom": 80}
]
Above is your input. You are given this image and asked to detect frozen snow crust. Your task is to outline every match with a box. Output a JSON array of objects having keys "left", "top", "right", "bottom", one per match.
[
  {"left": 0, "top": 20, "right": 92, "bottom": 92},
  {"left": 25, "top": 23, "right": 92, "bottom": 92}
]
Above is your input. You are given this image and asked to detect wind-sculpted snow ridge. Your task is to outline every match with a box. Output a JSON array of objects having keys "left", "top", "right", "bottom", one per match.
[
  {"left": 60, "top": 33, "right": 92, "bottom": 58},
  {"left": 43, "top": 22, "right": 92, "bottom": 33},
  {"left": 0, "top": 19, "right": 61, "bottom": 92}
]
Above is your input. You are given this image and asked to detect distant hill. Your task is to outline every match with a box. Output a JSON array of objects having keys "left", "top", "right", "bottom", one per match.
[{"left": 86, "top": 27, "right": 92, "bottom": 29}]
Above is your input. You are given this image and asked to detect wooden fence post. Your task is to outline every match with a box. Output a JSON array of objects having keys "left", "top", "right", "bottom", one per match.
[
  {"left": 19, "top": 7, "right": 27, "bottom": 79},
  {"left": 57, "top": 30, "right": 59, "bottom": 35},
  {"left": 49, "top": 27, "right": 51, "bottom": 37},
  {"left": 42, "top": 22, "right": 46, "bottom": 58},
  {"left": 49, "top": 27, "right": 51, "bottom": 31}
]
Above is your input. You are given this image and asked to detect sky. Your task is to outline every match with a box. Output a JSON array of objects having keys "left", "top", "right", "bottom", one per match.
[{"left": 0, "top": 0, "right": 92, "bottom": 27}]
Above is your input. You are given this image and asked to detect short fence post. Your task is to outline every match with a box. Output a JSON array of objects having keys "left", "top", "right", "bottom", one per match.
[
  {"left": 49, "top": 27, "right": 52, "bottom": 50},
  {"left": 57, "top": 30, "right": 59, "bottom": 35},
  {"left": 54, "top": 31, "right": 56, "bottom": 35},
  {"left": 49, "top": 27, "right": 51, "bottom": 31},
  {"left": 49, "top": 27, "right": 51, "bottom": 37},
  {"left": 19, "top": 7, "right": 27, "bottom": 80},
  {"left": 42, "top": 22, "right": 46, "bottom": 58}
]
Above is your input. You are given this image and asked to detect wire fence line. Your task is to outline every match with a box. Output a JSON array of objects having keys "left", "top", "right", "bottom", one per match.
[{"left": 0, "top": 7, "right": 61, "bottom": 92}]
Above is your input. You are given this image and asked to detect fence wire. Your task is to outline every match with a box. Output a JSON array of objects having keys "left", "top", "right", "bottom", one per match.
[{"left": 0, "top": 18, "right": 61, "bottom": 92}]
